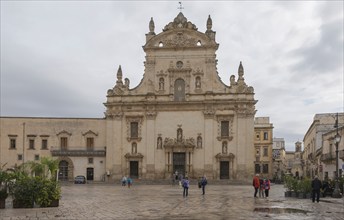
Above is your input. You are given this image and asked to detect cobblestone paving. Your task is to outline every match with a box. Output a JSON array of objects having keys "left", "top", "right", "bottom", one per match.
[{"left": 1, "top": 183, "right": 343, "bottom": 220}]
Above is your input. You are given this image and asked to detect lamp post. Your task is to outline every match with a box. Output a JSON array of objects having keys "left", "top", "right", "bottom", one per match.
[{"left": 332, "top": 113, "right": 342, "bottom": 198}]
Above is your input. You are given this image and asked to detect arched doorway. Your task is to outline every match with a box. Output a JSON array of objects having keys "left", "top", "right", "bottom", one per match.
[{"left": 58, "top": 160, "right": 69, "bottom": 181}]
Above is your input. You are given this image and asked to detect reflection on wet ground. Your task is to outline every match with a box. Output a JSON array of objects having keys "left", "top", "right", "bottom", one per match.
[{"left": 254, "top": 207, "right": 309, "bottom": 214}]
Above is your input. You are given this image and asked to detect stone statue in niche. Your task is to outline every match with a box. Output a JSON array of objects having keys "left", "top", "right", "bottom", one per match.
[
  {"left": 197, "top": 136, "right": 202, "bottom": 148},
  {"left": 222, "top": 141, "right": 227, "bottom": 154},
  {"left": 177, "top": 129, "right": 183, "bottom": 142},
  {"left": 132, "top": 142, "right": 137, "bottom": 154},
  {"left": 157, "top": 137, "right": 162, "bottom": 149},
  {"left": 159, "top": 78, "right": 164, "bottom": 90},
  {"left": 196, "top": 77, "right": 201, "bottom": 89}
]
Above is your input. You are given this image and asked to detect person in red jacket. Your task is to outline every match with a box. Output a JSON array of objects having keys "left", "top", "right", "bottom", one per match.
[{"left": 253, "top": 174, "right": 260, "bottom": 198}]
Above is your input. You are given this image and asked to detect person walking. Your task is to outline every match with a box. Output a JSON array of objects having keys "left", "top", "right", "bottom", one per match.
[
  {"left": 182, "top": 177, "right": 190, "bottom": 197},
  {"left": 127, "top": 177, "right": 133, "bottom": 188},
  {"left": 259, "top": 177, "right": 265, "bottom": 198},
  {"left": 121, "top": 176, "right": 127, "bottom": 186},
  {"left": 264, "top": 178, "right": 271, "bottom": 198},
  {"left": 311, "top": 175, "right": 322, "bottom": 203},
  {"left": 200, "top": 175, "right": 208, "bottom": 195},
  {"left": 253, "top": 174, "right": 260, "bottom": 198}
]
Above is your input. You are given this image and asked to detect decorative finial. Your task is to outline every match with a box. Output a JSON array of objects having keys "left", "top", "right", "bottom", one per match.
[
  {"left": 149, "top": 17, "right": 155, "bottom": 33},
  {"left": 117, "top": 65, "right": 122, "bottom": 82},
  {"left": 178, "top": 2, "right": 184, "bottom": 12},
  {"left": 207, "top": 15, "right": 212, "bottom": 31},
  {"left": 238, "top": 61, "right": 244, "bottom": 79}
]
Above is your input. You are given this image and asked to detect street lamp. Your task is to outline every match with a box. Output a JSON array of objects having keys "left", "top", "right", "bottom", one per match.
[{"left": 332, "top": 113, "right": 342, "bottom": 198}]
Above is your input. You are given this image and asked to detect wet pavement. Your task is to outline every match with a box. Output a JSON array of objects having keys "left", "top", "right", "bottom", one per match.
[{"left": 0, "top": 183, "right": 343, "bottom": 219}]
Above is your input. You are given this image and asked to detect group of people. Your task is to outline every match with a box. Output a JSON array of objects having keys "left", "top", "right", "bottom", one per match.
[
  {"left": 121, "top": 176, "right": 133, "bottom": 188},
  {"left": 179, "top": 175, "right": 207, "bottom": 197},
  {"left": 252, "top": 174, "right": 271, "bottom": 198},
  {"left": 253, "top": 174, "right": 330, "bottom": 203}
]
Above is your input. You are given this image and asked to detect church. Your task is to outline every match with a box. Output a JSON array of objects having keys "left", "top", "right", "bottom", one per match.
[{"left": 0, "top": 13, "right": 257, "bottom": 182}]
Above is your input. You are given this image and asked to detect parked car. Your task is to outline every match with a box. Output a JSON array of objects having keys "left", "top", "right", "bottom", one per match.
[{"left": 74, "top": 175, "right": 86, "bottom": 184}]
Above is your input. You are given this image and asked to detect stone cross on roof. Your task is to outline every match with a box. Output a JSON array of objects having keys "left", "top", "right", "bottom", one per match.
[{"left": 178, "top": 2, "right": 184, "bottom": 12}]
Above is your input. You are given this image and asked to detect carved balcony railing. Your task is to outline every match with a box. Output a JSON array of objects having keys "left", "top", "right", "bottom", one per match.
[
  {"left": 51, "top": 146, "right": 106, "bottom": 157},
  {"left": 320, "top": 152, "right": 336, "bottom": 162}
]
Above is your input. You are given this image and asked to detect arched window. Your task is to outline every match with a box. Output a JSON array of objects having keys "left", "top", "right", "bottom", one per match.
[{"left": 174, "top": 78, "right": 185, "bottom": 101}]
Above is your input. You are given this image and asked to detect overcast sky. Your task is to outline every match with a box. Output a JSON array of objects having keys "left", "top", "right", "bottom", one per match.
[{"left": 1, "top": 1, "right": 343, "bottom": 151}]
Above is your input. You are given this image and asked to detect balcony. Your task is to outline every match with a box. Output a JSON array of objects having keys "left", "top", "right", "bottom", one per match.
[
  {"left": 51, "top": 146, "right": 106, "bottom": 157},
  {"left": 321, "top": 152, "right": 336, "bottom": 162}
]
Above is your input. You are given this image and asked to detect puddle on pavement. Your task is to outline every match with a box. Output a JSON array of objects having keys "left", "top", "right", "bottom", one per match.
[{"left": 254, "top": 207, "right": 309, "bottom": 214}]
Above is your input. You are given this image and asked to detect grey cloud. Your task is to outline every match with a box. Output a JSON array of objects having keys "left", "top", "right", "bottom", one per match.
[{"left": 290, "top": 19, "right": 343, "bottom": 74}]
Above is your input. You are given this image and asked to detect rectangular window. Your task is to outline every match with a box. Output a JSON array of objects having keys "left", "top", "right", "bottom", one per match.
[
  {"left": 263, "top": 132, "right": 268, "bottom": 140},
  {"left": 34, "top": 154, "right": 40, "bottom": 161},
  {"left": 263, "top": 147, "right": 268, "bottom": 157},
  {"left": 130, "top": 122, "right": 138, "bottom": 138},
  {"left": 88, "top": 158, "right": 94, "bottom": 164},
  {"left": 29, "top": 139, "right": 35, "bottom": 149},
  {"left": 61, "top": 137, "right": 68, "bottom": 150},
  {"left": 10, "top": 139, "right": 16, "bottom": 149},
  {"left": 41, "top": 139, "right": 48, "bottom": 150},
  {"left": 263, "top": 164, "right": 269, "bottom": 174},
  {"left": 221, "top": 121, "right": 229, "bottom": 137},
  {"left": 86, "top": 137, "right": 94, "bottom": 150},
  {"left": 18, "top": 154, "right": 23, "bottom": 160},
  {"left": 255, "top": 164, "right": 261, "bottom": 174}
]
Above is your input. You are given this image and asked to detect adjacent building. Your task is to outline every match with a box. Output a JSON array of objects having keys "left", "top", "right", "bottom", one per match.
[
  {"left": 254, "top": 117, "right": 273, "bottom": 178},
  {"left": 303, "top": 113, "right": 344, "bottom": 178}
]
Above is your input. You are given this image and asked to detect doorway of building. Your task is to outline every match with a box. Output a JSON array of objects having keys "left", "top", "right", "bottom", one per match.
[
  {"left": 173, "top": 152, "right": 186, "bottom": 176},
  {"left": 58, "top": 160, "right": 68, "bottom": 181},
  {"left": 220, "top": 161, "right": 229, "bottom": 179},
  {"left": 87, "top": 167, "right": 94, "bottom": 181},
  {"left": 130, "top": 161, "right": 139, "bottom": 179}
]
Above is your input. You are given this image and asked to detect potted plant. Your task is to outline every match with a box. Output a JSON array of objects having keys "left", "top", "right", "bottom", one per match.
[
  {"left": 11, "top": 176, "right": 35, "bottom": 208},
  {"left": 0, "top": 166, "right": 10, "bottom": 209},
  {"left": 284, "top": 175, "right": 295, "bottom": 197},
  {"left": 47, "top": 180, "right": 61, "bottom": 207},
  {"left": 0, "top": 189, "right": 8, "bottom": 209}
]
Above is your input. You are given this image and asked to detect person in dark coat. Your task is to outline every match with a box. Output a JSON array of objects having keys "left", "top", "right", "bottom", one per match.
[
  {"left": 200, "top": 175, "right": 208, "bottom": 195},
  {"left": 311, "top": 175, "right": 322, "bottom": 203},
  {"left": 182, "top": 177, "right": 189, "bottom": 197}
]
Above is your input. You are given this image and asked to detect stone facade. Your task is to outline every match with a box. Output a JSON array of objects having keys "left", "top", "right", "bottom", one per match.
[
  {"left": 303, "top": 113, "right": 344, "bottom": 178},
  {"left": 0, "top": 13, "right": 257, "bottom": 182},
  {"left": 272, "top": 137, "right": 286, "bottom": 181},
  {"left": 253, "top": 117, "right": 273, "bottom": 179}
]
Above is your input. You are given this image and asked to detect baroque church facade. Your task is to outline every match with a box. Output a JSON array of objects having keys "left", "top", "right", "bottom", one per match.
[{"left": 0, "top": 13, "right": 257, "bottom": 182}]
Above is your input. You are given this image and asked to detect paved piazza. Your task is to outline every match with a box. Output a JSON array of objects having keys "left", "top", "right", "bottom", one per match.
[{"left": 1, "top": 183, "right": 343, "bottom": 220}]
